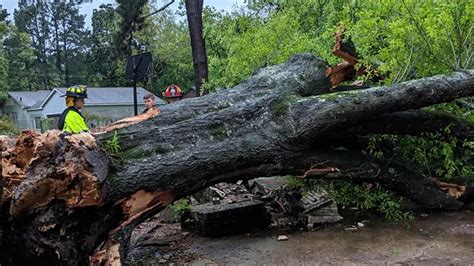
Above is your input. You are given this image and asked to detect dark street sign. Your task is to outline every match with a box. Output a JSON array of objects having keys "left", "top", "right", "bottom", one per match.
[
  {"left": 125, "top": 52, "right": 153, "bottom": 115},
  {"left": 125, "top": 52, "right": 152, "bottom": 81}
]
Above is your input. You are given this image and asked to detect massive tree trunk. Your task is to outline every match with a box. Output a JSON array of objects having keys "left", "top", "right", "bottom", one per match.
[
  {"left": 1, "top": 54, "right": 473, "bottom": 265},
  {"left": 185, "top": 0, "right": 208, "bottom": 96}
]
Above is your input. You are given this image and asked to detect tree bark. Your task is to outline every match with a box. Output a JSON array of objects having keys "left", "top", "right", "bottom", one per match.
[
  {"left": 342, "top": 110, "right": 474, "bottom": 141},
  {"left": 320, "top": 110, "right": 474, "bottom": 150},
  {"left": 185, "top": 0, "right": 208, "bottom": 96},
  {"left": 1, "top": 54, "right": 473, "bottom": 265}
]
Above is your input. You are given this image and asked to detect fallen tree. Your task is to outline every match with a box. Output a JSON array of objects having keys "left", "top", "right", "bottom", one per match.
[{"left": 1, "top": 54, "right": 473, "bottom": 265}]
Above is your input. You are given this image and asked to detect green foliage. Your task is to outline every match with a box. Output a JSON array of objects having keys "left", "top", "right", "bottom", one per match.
[
  {"left": 115, "top": 0, "right": 148, "bottom": 57},
  {"left": 87, "top": 4, "right": 125, "bottom": 87},
  {"left": 0, "top": 6, "right": 8, "bottom": 23},
  {"left": 287, "top": 176, "right": 412, "bottom": 222},
  {"left": 2, "top": 0, "right": 470, "bottom": 94},
  {"left": 430, "top": 101, "right": 474, "bottom": 123},
  {"left": 328, "top": 181, "right": 414, "bottom": 222},
  {"left": 5, "top": 0, "right": 89, "bottom": 89},
  {"left": 0, "top": 50, "right": 8, "bottom": 96},
  {"left": 363, "top": 101, "right": 473, "bottom": 186},
  {"left": 204, "top": 7, "right": 317, "bottom": 89},
  {"left": 287, "top": 175, "right": 306, "bottom": 189},
  {"left": 200, "top": 0, "right": 473, "bottom": 90},
  {"left": 143, "top": 9, "right": 194, "bottom": 94},
  {"left": 3, "top": 26, "right": 37, "bottom": 90},
  {"left": 0, "top": 21, "right": 8, "bottom": 95},
  {"left": 49, "top": 0, "right": 89, "bottom": 85},
  {"left": 0, "top": 116, "right": 17, "bottom": 135},
  {"left": 364, "top": 130, "right": 474, "bottom": 181},
  {"left": 38, "top": 117, "right": 54, "bottom": 132},
  {"left": 344, "top": 0, "right": 473, "bottom": 83},
  {"left": 170, "top": 198, "right": 191, "bottom": 220},
  {"left": 0, "top": 90, "right": 6, "bottom": 102},
  {"left": 12, "top": 1, "right": 61, "bottom": 89},
  {"left": 104, "top": 130, "right": 121, "bottom": 156}
]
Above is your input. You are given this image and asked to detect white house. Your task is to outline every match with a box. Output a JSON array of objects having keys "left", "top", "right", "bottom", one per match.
[{"left": 1, "top": 87, "right": 165, "bottom": 130}]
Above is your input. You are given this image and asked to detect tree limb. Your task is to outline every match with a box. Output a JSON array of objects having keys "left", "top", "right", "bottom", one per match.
[{"left": 328, "top": 110, "right": 474, "bottom": 141}]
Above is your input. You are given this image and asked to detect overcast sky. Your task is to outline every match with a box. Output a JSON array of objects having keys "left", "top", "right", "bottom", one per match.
[{"left": 0, "top": 0, "right": 245, "bottom": 26}]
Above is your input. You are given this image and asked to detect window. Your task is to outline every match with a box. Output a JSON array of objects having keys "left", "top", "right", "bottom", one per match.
[
  {"left": 34, "top": 117, "right": 42, "bottom": 130},
  {"left": 11, "top": 112, "right": 17, "bottom": 122}
]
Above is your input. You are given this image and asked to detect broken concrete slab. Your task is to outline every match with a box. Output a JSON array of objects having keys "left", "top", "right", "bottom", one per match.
[
  {"left": 300, "top": 204, "right": 343, "bottom": 229},
  {"left": 298, "top": 191, "right": 343, "bottom": 229},
  {"left": 300, "top": 191, "right": 333, "bottom": 213},
  {"left": 191, "top": 182, "right": 253, "bottom": 204}
]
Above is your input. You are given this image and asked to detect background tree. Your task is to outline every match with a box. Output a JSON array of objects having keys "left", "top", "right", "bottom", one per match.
[
  {"left": 3, "top": 26, "right": 37, "bottom": 90},
  {"left": 115, "top": 0, "right": 148, "bottom": 57},
  {"left": 48, "top": 0, "right": 88, "bottom": 85},
  {"left": 13, "top": 0, "right": 59, "bottom": 89},
  {"left": 185, "top": 0, "right": 208, "bottom": 95},
  {"left": 0, "top": 17, "right": 8, "bottom": 100},
  {"left": 0, "top": 4, "right": 8, "bottom": 23},
  {"left": 142, "top": 8, "right": 194, "bottom": 93},
  {"left": 113, "top": 0, "right": 186, "bottom": 95},
  {"left": 86, "top": 4, "right": 122, "bottom": 86}
]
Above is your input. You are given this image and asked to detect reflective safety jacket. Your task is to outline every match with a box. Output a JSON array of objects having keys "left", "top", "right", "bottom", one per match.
[{"left": 58, "top": 107, "right": 89, "bottom": 133}]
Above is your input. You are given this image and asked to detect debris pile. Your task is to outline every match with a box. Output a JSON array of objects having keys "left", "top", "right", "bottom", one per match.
[
  {"left": 268, "top": 186, "right": 342, "bottom": 230},
  {"left": 181, "top": 177, "right": 344, "bottom": 236}
]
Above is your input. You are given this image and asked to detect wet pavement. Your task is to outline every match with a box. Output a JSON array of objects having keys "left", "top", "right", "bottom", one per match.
[{"left": 130, "top": 210, "right": 474, "bottom": 265}]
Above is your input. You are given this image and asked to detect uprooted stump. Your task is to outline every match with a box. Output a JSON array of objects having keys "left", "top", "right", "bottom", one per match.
[{"left": 1, "top": 53, "right": 474, "bottom": 265}]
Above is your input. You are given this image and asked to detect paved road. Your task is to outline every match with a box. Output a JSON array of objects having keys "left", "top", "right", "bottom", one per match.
[{"left": 188, "top": 211, "right": 474, "bottom": 265}]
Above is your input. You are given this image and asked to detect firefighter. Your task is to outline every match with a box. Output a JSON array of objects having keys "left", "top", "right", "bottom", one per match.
[
  {"left": 58, "top": 85, "right": 89, "bottom": 134},
  {"left": 162, "top": 84, "right": 183, "bottom": 103}
]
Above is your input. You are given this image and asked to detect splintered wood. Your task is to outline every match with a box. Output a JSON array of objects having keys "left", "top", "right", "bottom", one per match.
[
  {"left": 2, "top": 131, "right": 44, "bottom": 203},
  {"left": 112, "top": 189, "right": 174, "bottom": 234},
  {"left": 90, "top": 239, "right": 121, "bottom": 266},
  {"left": 325, "top": 26, "right": 382, "bottom": 90},
  {"left": 90, "top": 189, "right": 174, "bottom": 266},
  {"left": 297, "top": 162, "right": 341, "bottom": 179},
  {"left": 1, "top": 130, "right": 108, "bottom": 217},
  {"left": 433, "top": 179, "right": 467, "bottom": 199},
  {"left": 325, "top": 28, "right": 359, "bottom": 90}
]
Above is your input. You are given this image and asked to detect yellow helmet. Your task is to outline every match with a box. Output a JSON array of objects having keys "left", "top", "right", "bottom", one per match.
[{"left": 64, "top": 85, "right": 88, "bottom": 98}]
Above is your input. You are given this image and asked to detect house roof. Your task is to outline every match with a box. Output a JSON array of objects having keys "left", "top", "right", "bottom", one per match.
[
  {"left": 52, "top": 87, "right": 165, "bottom": 106},
  {"left": 7, "top": 87, "right": 166, "bottom": 111},
  {"left": 8, "top": 90, "right": 52, "bottom": 109}
]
